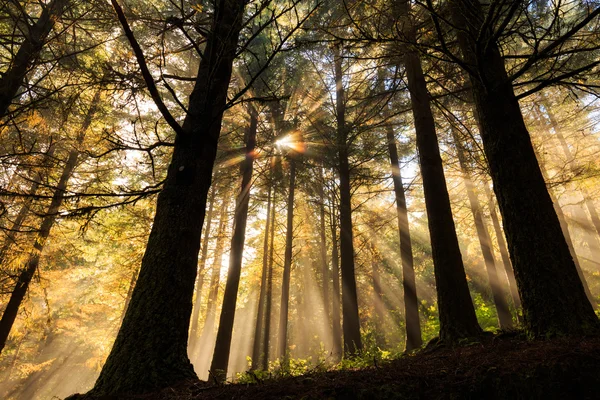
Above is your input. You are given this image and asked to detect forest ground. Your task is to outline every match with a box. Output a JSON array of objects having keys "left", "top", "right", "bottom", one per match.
[{"left": 103, "top": 334, "right": 600, "bottom": 400}]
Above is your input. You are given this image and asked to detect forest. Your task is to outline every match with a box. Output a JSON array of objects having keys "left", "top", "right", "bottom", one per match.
[{"left": 0, "top": 0, "right": 599, "bottom": 398}]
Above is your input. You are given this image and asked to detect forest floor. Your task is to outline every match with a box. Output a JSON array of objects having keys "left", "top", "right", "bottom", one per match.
[{"left": 102, "top": 334, "right": 600, "bottom": 399}]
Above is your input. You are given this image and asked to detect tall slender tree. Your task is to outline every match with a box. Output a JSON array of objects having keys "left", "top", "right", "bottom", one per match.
[
  {"left": 210, "top": 104, "right": 259, "bottom": 381},
  {"left": 392, "top": 0, "right": 482, "bottom": 342},
  {"left": 384, "top": 111, "right": 422, "bottom": 350},
  {"left": 333, "top": 43, "right": 363, "bottom": 355},
  {"left": 189, "top": 186, "right": 217, "bottom": 352},
  {"left": 450, "top": 126, "right": 513, "bottom": 329}
]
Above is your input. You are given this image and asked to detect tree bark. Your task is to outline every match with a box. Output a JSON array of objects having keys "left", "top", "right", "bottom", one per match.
[
  {"left": 189, "top": 186, "right": 217, "bottom": 352},
  {"left": 333, "top": 43, "right": 363, "bottom": 356},
  {"left": 251, "top": 182, "right": 272, "bottom": 370},
  {"left": 91, "top": 1, "right": 247, "bottom": 394},
  {"left": 277, "top": 157, "right": 296, "bottom": 365},
  {"left": 451, "top": 128, "right": 513, "bottom": 329},
  {"left": 0, "top": 0, "right": 69, "bottom": 120},
  {"left": 394, "top": 0, "right": 482, "bottom": 342},
  {"left": 210, "top": 105, "right": 258, "bottom": 382},
  {"left": 448, "top": 0, "right": 599, "bottom": 337},
  {"left": 385, "top": 123, "right": 422, "bottom": 350}
]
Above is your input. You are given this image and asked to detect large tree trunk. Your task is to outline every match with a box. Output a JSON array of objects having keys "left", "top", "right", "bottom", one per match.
[
  {"left": 333, "top": 44, "right": 363, "bottom": 356},
  {"left": 210, "top": 105, "right": 258, "bottom": 382},
  {"left": 483, "top": 183, "right": 521, "bottom": 314},
  {"left": 451, "top": 128, "right": 513, "bottom": 329},
  {"left": 329, "top": 191, "right": 343, "bottom": 359},
  {"left": 251, "top": 182, "right": 273, "bottom": 370},
  {"left": 189, "top": 186, "right": 216, "bottom": 352},
  {"left": 0, "top": 91, "right": 96, "bottom": 353},
  {"left": 0, "top": 0, "right": 69, "bottom": 120},
  {"left": 277, "top": 157, "right": 296, "bottom": 365},
  {"left": 385, "top": 123, "right": 422, "bottom": 350},
  {"left": 448, "top": 0, "right": 599, "bottom": 337},
  {"left": 90, "top": 1, "right": 247, "bottom": 395},
  {"left": 394, "top": 0, "right": 482, "bottom": 342}
]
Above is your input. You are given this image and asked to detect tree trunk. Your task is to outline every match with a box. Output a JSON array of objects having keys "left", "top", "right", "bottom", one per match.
[
  {"left": 318, "top": 166, "right": 330, "bottom": 328},
  {"left": 277, "top": 157, "right": 296, "bottom": 365},
  {"left": 371, "top": 242, "right": 386, "bottom": 348},
  {"left": 448, "top": 0, "right": 599, "bottom": 337},
  {"left": 329, "top": 191, "right": 343, "bottom": 359},
  {"left": 483, "top": 184, "right": 522, "bottom": 314},
  {"left": 91, "top": 1, "right": 247, "bottom": 394},
  {"left": 0, "top": 0, "right": 69, "bottom": 119},
  {"left": 251, "top": 182, "right": 272, "bottom": 370},
  {"left": 199, "top": 195, "right": 232, "bottom": 344},
  {"left": 210, "top": 105, "right": 258, "bottom": 382},
  {"left": 451, "top": 128, "right": 513, "bottom": 329},
  {"left": 385, "top": 123, "right": 422, "bottom": 350},
  {"left": 262, "top": 188, "right": 277, "bottom": 370},
  {"left": 189, "top": 187, "right": 217, "bottom": 352},
  {"left": 333, "top": 43, "right": 363, "bottom": 356},
  {"left": 394, "top": 0, "right": 482, "bottom": 342}
]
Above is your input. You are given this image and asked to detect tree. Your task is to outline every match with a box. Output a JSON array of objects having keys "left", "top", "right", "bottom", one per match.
[
  {"left": 392, "top": 0, "right": 482, "bottom": 342},
  {"left": 383, "top": 101, "right": 422, "bottom": 350},
  {"left": 210, "top": 104, "right": 259, "bottom": 381},
  {"left": 0, "top": 88, "right": 101, "bottom": 354},
  {"left": 450, "top": 124, "right": 513, "bottom": 329},
  {"left": 333, "top": 43, "right": 363, "bottom": 355},
  {"left": 189, "top": 186, "right": 217, "bottom": 353},
  {"left": 445, "top": 0, "right": 599, "bottom": 336},
  {"left": 87, "top": 0, "right": 248, "bottom": 394}
]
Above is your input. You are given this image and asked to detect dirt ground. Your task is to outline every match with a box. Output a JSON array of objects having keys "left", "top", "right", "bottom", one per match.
[{"left": 108, "top": 334, "right": 600, "bottom": 400}]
